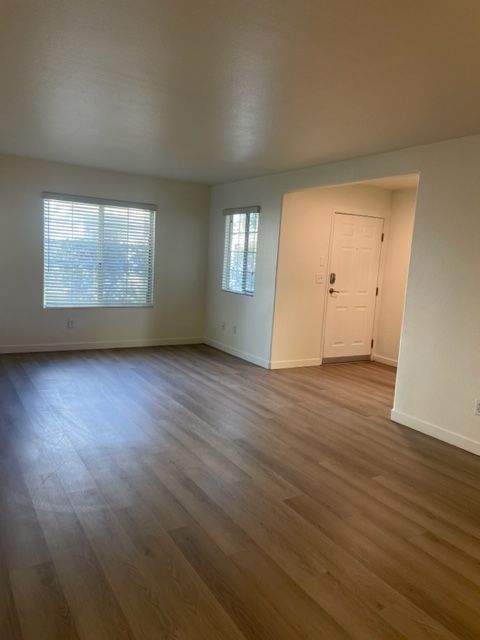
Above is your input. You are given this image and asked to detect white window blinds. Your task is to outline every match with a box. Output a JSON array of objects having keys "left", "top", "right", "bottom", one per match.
[
  {"left": 222, "top": 206, "right": 259, "bottom": 296},
  {"left": 43, "top": 193, "right": 156, "bottom": 308}
]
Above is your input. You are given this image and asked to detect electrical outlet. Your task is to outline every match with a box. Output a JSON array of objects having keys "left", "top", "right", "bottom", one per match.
[
  {"left": 67, "top": 319, "right": 74, "bottom": 329},
  {"left": 221, "top": 321, "right": 226, "bottom": 331},
  {"left": 475, "top": 399, "right": 480, "bottom": 416},
  {"left": 315, "top": 272, "right": 325, "bottom": 284},
  {"left": 233, "top": 325, "right": 237, "bottom": 335}
]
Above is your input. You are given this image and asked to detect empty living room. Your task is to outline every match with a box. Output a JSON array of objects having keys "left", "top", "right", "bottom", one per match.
[{"left": 2, "top": 2, "right": 480, "bottom": 639}]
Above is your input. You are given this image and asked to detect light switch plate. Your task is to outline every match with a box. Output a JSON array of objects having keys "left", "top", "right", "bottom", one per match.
[
  {"left": 475, "top": 399, "right": 480, "bottom": 416},
  {"left": 315, "top": 272, "right": 325, "bottom": 284}
]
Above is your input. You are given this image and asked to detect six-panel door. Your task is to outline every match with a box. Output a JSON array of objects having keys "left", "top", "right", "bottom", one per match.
[{"left": 323, "top": 213, "right": 384, "bottom": 359}]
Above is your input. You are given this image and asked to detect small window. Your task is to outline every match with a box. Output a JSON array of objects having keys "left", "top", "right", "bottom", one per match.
[
  {"left": 222, "top": 206, "right": 259, "bottom": 296},
  {"left": 43, "top": 193, "right": 156, "bottom": 308}
]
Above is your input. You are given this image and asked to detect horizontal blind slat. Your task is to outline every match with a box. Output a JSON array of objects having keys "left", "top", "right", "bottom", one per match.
[
  {"left": 44, "top": 196, "right": 155, "bottom": 308},
  {"left": 221, "top": 209, "right": 258, "bottom": 296},
  {"left": 43, "top": 192, "right": 157, "bottom": 211}
]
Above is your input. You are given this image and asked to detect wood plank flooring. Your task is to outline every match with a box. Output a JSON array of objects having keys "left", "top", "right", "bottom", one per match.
[{"left": 1, "top": 345, "right": 480, "bottom": 639}]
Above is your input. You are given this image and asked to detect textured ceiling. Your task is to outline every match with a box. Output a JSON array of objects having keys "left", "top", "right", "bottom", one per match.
[{"left": 0, "top": 1, "right": 479, "bottom": 183}]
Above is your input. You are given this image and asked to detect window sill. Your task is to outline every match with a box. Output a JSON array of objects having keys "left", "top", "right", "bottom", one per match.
[
  {"left": 43, "top": 304, "right": 154, "bottom": 310},
  {"left": 221, "top": 289, "right": 254, "bottom": 297}
]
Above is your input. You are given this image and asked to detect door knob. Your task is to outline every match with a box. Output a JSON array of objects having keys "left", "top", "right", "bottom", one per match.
[{"left": 329, "top": 288, "right": 340, "bottom": 294}]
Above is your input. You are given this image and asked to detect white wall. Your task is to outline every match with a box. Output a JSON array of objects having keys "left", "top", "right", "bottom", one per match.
[
  {"left": 206, "top": 134, "right": 480, "bottom": 455},
  {"left": 206, "top": 179, "right": 283, "bottom": 367},
  {"left": 0, "top": 154, "right": 210, "bottom": 352},
  {"left": 270, "top": 184, "right": 393, "bottom": 368},
  {"left": 374, "top": 188, "right": 416, "bottom": 365}
]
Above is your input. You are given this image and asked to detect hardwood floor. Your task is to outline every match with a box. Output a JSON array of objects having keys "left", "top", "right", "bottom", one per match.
[{"left": 1, "top": 345, "right": 480, "bottom": 639}]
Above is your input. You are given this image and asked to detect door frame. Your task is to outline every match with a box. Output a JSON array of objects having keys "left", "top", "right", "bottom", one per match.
[{"left": 320, "top": 209, "right": 389, "bottom": 364}]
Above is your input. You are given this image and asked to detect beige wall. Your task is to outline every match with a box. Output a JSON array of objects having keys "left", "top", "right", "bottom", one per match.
[
  {"left": 374, "top": 188, "right": 416, "bottom": 365},
  {"left": 270, "top": 183, "right": 393, "bottom": 368},
  {"left": 0, "top": 154, "right": 210, "bottom": 352},
  {"left": 206, "top": 134, "right": 480, "bottom": 455}
]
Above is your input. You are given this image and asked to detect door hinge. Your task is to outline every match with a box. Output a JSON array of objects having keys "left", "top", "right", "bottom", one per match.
[
  {"left": 381, "top": 232, "right": 384, "bottom": 242},
  {"left": 371, "top": 339, "right": 374, "bottom": 348},
  {"left": 376, "top": 287, "right": 379, "bottom": 296}
]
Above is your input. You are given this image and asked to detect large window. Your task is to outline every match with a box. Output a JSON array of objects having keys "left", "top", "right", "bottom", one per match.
[
  {"left": 222, "top": 206, "right": 259, "bottom": 296},
  {"left": 43, "top": 193, "right": 155, "bottom": 308}
]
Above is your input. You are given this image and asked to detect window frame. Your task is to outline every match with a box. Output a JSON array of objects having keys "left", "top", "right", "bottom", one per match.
[
  {"left": 43, "top": 192, "right": 156, "bottom": 309},
  {"left": 221, "top": 206, "right": 260, "bottom": 297}
]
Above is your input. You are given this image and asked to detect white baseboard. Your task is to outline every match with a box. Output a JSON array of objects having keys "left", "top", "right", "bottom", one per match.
[
  {"left": 391, "top": 409, "right": 480, "bottom": 456},
  {"left": 372, "top": 353, "right": 398, "bottom": 367},
  {"left": 204, "top": 337, "right": 269, "bottom": 368},
  {"left": 0, "top": 336, "right": 203, "bottom": 355},
  {"left": 270, "top": 357, "right": 322, "bottom": 370}
]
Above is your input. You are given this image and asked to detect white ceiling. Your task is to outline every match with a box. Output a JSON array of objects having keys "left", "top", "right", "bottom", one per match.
[{"left": 1, "top": 1, "right": 479, "bottom": 184}]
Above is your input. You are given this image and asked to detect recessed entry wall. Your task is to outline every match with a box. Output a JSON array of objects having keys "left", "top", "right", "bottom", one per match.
[
  {"left": 270, "top": 182, "right": 417, "bottom": 369},
  {"left": 374, "top": 187, "right": 417, "bottom": 365}
]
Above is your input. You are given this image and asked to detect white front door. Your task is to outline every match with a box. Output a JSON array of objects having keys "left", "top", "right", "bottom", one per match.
[{"left": 323, "top": 213, "right": 384, "bottom": 360}]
